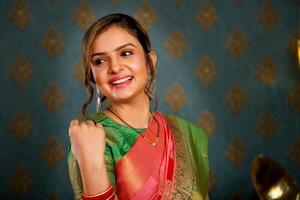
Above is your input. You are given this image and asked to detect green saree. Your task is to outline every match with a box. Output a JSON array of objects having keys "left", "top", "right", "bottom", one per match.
[{"left": 68, "top": 113, "right": 209, "bottom": 200}]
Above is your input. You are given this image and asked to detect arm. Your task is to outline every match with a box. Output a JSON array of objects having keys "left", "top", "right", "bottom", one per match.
[
  {"left": 68, "top": 148, "right": 117, "bottom": 199},
  {"left": 78, "top": 155, "right": 110, "bottom": 196},
  {"left": 68, "top": 119, "right": 117, "bottom": 199}
]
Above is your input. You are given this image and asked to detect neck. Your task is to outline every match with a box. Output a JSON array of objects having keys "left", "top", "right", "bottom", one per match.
[{"left": 105, "top": 94, "right": 152, "bottom": 129}]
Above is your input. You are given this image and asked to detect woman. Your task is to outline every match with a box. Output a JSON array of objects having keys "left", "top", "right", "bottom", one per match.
[{"left": 68, "top": 13, "right": 209, "bottom": 200}]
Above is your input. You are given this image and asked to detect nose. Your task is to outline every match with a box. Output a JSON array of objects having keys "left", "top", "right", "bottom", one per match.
[{"left": 108, "top": 56, "right": 123, "bottom": 74}]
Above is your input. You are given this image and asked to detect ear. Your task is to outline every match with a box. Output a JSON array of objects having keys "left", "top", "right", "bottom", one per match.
[
  {"left": 148, "top": 51, "right": 157, "bottom": 69},
  {"left": 89, "top": 66, "right": 96, "bottom": 83}
]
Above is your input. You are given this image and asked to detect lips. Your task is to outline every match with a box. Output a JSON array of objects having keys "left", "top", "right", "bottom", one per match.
[{"left": 109, "top": 75, "right": 133, "bottom": 86}]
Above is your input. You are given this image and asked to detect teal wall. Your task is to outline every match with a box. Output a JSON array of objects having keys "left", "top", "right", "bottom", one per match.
[{"left": 1, "top": 0, "right": 299, "bottom": 199}]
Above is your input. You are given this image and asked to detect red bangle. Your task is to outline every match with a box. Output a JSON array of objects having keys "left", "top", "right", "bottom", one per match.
[{"left": 82, "top": 185, "right": 114, "bottom": 200}]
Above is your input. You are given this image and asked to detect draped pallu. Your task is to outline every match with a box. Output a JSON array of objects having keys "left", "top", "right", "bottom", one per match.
[{"left": 115, "top": 113, "right": 175, "bottom": 200}]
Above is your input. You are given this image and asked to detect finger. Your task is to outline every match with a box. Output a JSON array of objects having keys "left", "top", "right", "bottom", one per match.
[
  {"left": 96, "top": 122, "right": 103, "bottom": 128},
  {"left": 86, "top": 120, "right": 95, "bottom": 126},
  {"left": 70, "top": 119, "right": 80, "bottom": 127},
  {"left": 68, "top": 128, "right": 72, "bottom": 136},
  {"left": 69, "top": 119, "right": 80, "bottom": 136}
]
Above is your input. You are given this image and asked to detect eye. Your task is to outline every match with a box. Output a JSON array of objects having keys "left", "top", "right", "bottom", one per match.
[
  {"left": 121, "top": 50, "right": 132, "bottom": 57},
  {"left": 92, "top": 58, "right": 105, "bottom": 66}
]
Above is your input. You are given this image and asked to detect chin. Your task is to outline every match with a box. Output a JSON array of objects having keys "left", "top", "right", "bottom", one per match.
[
  {"left": 107, "top": 93, "right": 135, "bottom": 103},
  {"left": 108, "top": 90, "right": 147, "bottom": 104}
]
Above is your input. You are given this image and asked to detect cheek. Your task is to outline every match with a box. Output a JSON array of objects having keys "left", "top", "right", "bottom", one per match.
[
  {"left": 91, "top": 68, "right": 106, "bottom": 86},
  {"left": 133, "top": 57, "right": 148, "bottom": 74}
]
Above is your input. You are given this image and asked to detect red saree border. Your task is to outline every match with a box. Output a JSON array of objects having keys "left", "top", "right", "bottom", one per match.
[{"left": 115, "top": 112, "right": 176, "bottom": 200}]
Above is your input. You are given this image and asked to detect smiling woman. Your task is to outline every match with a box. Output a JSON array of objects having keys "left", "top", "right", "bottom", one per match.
[
  {"left": 90, "top": 26, "right": 154, "bottom": 104},
  {"left": 68, "top": 13, "right": 209, "bottom": 200}
]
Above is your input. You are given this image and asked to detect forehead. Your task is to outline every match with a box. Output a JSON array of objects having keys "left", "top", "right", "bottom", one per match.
[{"left": 91, "top": 26, "right": 141, "bottom": 53}]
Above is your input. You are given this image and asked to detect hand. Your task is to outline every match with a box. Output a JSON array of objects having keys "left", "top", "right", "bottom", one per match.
[
  {"left": 69, "top": 119, "right": 111, "bottom": 194},
  {"left": 69, "top": 119, "right": 106, "bottom": 166}
]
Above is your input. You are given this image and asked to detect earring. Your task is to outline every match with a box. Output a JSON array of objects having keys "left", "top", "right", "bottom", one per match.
[
  {"left": 96, "top": 87, "right": 101, "bottom": 113},
  {"left": 147, "top": 74, "right": 152, "bottom": 82}
]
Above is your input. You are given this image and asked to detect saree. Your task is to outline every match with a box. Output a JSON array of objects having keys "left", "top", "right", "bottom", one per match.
[{"left": 68, "top": 112, "right": 209, "bottom": 200}]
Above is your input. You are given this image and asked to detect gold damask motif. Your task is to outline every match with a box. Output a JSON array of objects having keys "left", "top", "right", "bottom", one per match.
[
  {"left": 9, "top": 55, "right": 32, "bottom": 86},
  {"left": 9, "top": 111, "right": 32, "bottom": 140},
  {"left": 73, "top": 60, "right": 85, "bottom": 85},
  {"left": 194, "top": 55, "right": 218, "bottom": 87},
  {"left": 73, "top": 0, "right": 96, "bottom": 30},
  {"left": 165, "top": 83, "right": 187, "bottom": 112},
  {"left": 256, "top": 111, "right": 277, "bottom": 139},
  {"left": 197, "top": 110, "right": 217, "bottom": 137},
  {"left": 135, "top": 0, "right": 157, "bottom": 31},
  {"left": 10, "top": 166, "right": 32, "bottom": 194},
  {"left": 286, "top": 83, "right": 300, "bottom": 113},
  {"left": 195, "top": 0, "right": 218, "bottom": 31},
  {"left": 208, "top": 170, "right": 217, "bottom": 191},
  {"left": 42, "top": 83, "right": 65, "bottom": 112},
  {"left": 42, "top": 138, "right": 65, "bottom": 167},
  {"left": 165, "top": 28, "right": 187, "bottom": 59},
  {"left": 257, "top": 0, "right": 279, "bottom": 31},
  {"left": 225, "top": 83, "right": 247, "bottom": 112},
  {"left": 287, "top": 137, "right": 300, "bottom": 167},
  {"left": 256, "top": 57, "right": 278, "bottom": 86},
  {"left": 225, "top": 138, "right": 246, "bottom": 167},
  {"left": 9, "top": 0, "right": 32, "bottom": 30},
  {"left": 42, "top": 28, "right": 64, "bottom": 57},
  {"left": 225, "top": 29, "right": 249, "bottom": 59}
]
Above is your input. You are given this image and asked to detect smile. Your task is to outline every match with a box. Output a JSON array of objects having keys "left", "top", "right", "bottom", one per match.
[{"left": 111, "top": 76, "right": 133, "bottom": 85}]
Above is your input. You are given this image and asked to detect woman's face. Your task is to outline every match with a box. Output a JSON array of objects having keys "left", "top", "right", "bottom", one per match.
[{"left": 90, "top": 25, "right": 156, "bottom": 104}]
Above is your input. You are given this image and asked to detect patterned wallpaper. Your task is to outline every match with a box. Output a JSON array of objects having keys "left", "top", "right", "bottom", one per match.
[{"left": 0, "top": 0, "right": 299, "bottom": 199}]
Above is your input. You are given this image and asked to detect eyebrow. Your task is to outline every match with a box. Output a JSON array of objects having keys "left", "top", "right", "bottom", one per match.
[{"left": 91, "top": 43, "right": 136, "bottom": 58}]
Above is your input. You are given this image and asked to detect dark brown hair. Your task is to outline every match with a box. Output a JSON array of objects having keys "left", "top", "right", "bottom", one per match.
[{"left": 81, "top": 13, "right": 157, "bottom": 119}]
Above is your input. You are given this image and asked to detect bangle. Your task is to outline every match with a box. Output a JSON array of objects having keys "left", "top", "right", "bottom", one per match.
[
  {"left": 106, "top": 192, "right": 115, "bottom": 200},
  {"left": 82, "top": 185, "right": 114, "bottom": 200}
]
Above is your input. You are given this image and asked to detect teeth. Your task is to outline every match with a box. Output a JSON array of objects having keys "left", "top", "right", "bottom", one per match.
[{"left": 112, "top": 76, "right": 132, "bottom": 84}]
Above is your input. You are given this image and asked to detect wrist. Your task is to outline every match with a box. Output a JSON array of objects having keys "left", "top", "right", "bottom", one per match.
[
  {"left": 79, "top": 159, "right": 110, "bottom": 196},
  {"left": 78, "top": 154, "right": 105, "bottom": 167},
  {"left": 78, "top": 157, "right": 106, "bottom": 171}
]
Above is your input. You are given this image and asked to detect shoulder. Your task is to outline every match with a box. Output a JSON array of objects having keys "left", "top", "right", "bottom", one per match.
[
  {"left": 87, "top": 112, "right": 106, "bottom": 123},
  {"left": 163, "top": 114, "right": 197, "bottom": 129},
  {"left": 162, "top": 113, "right": 208, "bottom": 149},
  {"left": 162, "top": 113, "right": 205, "bottom": 135}
]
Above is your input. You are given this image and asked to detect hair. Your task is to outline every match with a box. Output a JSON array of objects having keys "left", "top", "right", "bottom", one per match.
[{"left": 81, "top": 13, "right": 157, "bottom": 119}]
